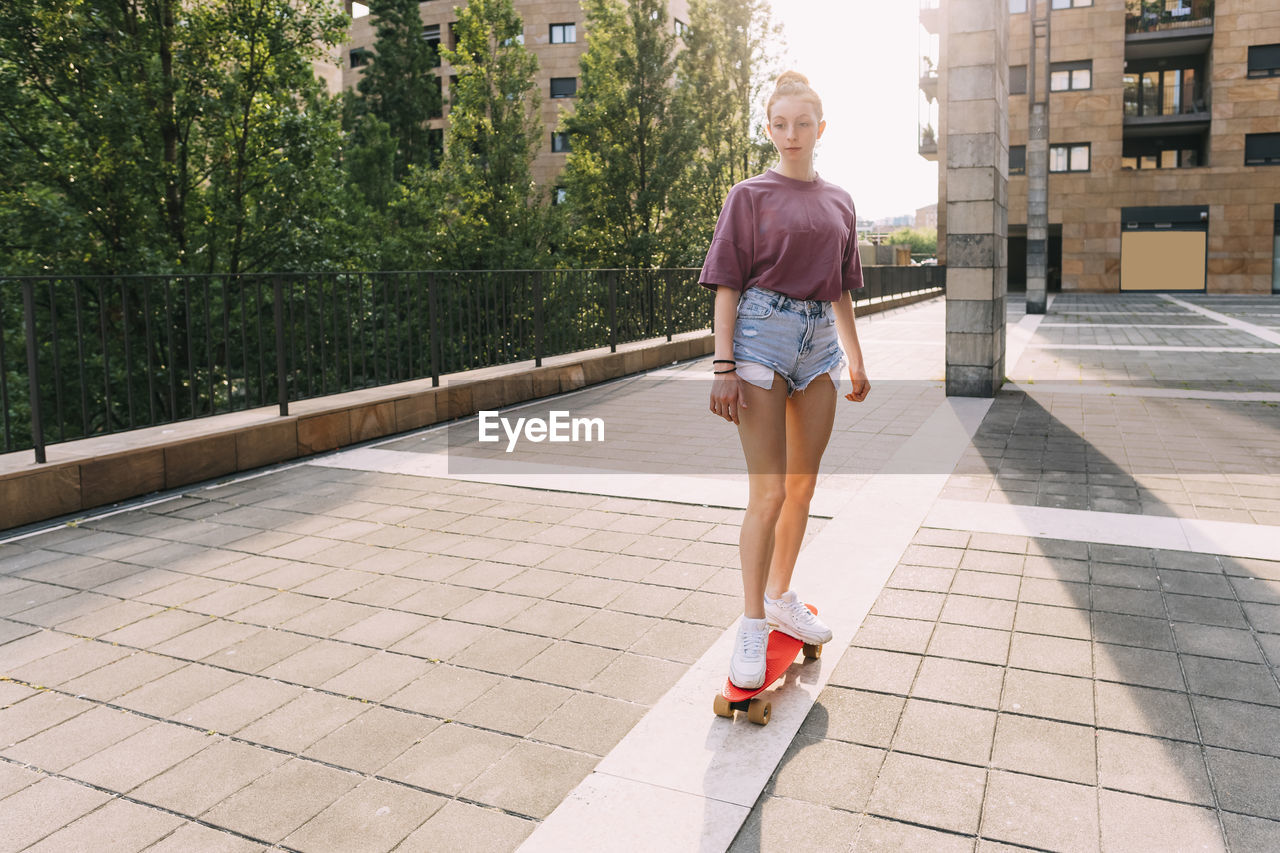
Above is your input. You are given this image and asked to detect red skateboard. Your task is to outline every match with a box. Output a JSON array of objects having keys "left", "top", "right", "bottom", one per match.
[{"left": 713, "top": 604, "right": 823, "bottom": 726}]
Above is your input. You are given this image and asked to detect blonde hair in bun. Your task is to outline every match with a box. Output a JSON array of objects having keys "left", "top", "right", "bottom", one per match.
[{"left": 767, "top": 71, "right": 823, "bottom": 121}]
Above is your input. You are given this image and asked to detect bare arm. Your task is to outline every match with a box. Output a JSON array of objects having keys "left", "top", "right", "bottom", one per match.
[
  {"left": 832, "top": 291, "right": 870, "bottom": 402},
  {"left": 709, "top": 286, "right": 747, "bottom": 423}
]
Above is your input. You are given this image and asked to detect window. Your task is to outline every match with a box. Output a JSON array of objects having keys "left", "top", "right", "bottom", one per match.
[
  {"left": 1010, "top": 0, "right": 1027, "bottom": 11},
  {"left": 1051, "top": 0, "right": 1091, "bottom": 8},
  {"left": 1121, "top": 136, "right": 1202, "bottom": 170},
  {"left": 429, "top": 76, "right": 443, "bottom": 118},
  {"left": 551, "top": 132, "right": 571, "bottom": 153},
  {"left": 500, "top": 32, "right": 524, "bottom": 46},
  {"left": 1050, "top": 61, "right": 1091, "bottom": 92},
  {"left": 1248, "top": 44, "right": 1280, "bottom": 79},
  {"left": 423, "top": 24, "right": 442, "bottom": 67},
  {"left": 1245, "top": 133, "right": 1280, "bottom": 166},
  {"left": 674, "top": 19, "right": 690, "bottom": 39},
  {"left": 350, "top": 48, "right": 371, "bottom": 68},
  {"left": 550, "top": 77, "right": 577, "bottom": 98},
  {"left": 1010, "top": 65, "right": 1027, "bottom": 95},
  {"left": 1049, "top": 143, "right": 1090, "bottom": 172},
  {"left": 1010, "top": 145, "right": 1026, "bottom": 176},
  {"left": 550, "top": 23, "right": 576, "bottom": 44},
  {"left": 553, "top": 187, "right": 567, "bottom": 206},
  {"left": 352, "top": 2, "right": 369, "bottom": 18},
  {"left": 1123, "top": 66, "right": 1200, "bottom": 117}
]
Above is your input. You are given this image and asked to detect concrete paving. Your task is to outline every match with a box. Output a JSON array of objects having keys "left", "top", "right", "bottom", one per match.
[{"left": 1, "top": 292, "right": 1279, "bottom": 852}]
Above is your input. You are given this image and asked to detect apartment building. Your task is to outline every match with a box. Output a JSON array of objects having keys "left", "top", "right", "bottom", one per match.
[
  {"left": 920, "top": 0, "right": 1280, "bottom": 293},
  {"left": 326, "top": 0, "right": 691, "bottom": 191}
]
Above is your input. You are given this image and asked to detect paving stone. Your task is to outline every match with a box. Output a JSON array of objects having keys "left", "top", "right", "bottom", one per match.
[
  {"left": 991, "top": 714, "right": 1096, "bottom": 785},
  {"left": 804, "top": 687, "right": 905, "bottom": 749},
  {"left": 503, "top": 600, "right": 596, "bottom": 637},
  {"left": 1096, "top": 730, "right": 1214, "bottom": 806},
  {"left": 113, "top": 662, "right": 241, "bottom": 717},
  {"left": 283, "top": 777, "right": 445, "bottom": 853},
  {"left": 1172, "top": 622, "right": 1264, "bottom": 663},
  {"left": 1221, "top": 812, "right": 1280, "bottom": 851},
  {"left": 237, "top": 690, "right": 369, "bottom": 752},
  {"left": 10, "top": 639, "right": 130, "bottom": 687},
  {"left": 381, "top": 723, "right": 517, "bottom": 795},
  {"left": 260, "top": 639, "right": 375, "bottom": 686},
  {"left": 496, "top": 568, "right": 574, "bottom": 598},
  {"left": 1099, "top": 789, "right": 1225, "bottom": 852},
  {"left": 949, "top": 570, "right": 1020, "bottom": 600},
  {"left": 1090, "top": 563, "right": 1159, "bottom": 590},
  {"left": 1165, "top": 593, "right": 1248, "bottom": 630},
  {"left": 58, "top": 599, "right": 165, "bottom": 638},
  {"left": 1093, "top": 642, "right": 1185, "bottom": 691},
  {"left": 0, "top": 776, "right": 111, "bottom": 853},
  {"left": 853, "top": 616, "right": 935, "bottom": 655},
  {"left": 872, "top": 589, "right": 947, "bottom": 621},
  {"left": 902, "top": 545, "right": 965, "bottom": 570},
  {"left": 391, "top": 618, "right": 491, "bottom": 661},
  {"left": 515, "top": 641, "right": 620, "bottom": 689},
  {"left": 1243, "top": 601, "right": 1280, "bottom": 633},
  {"left": 0, "top": 630, "right": 82, "bottom": 673},
  {"left": 305, "top": 705, "right": 435, "bottom": 775},
  {"left": 853, "top": 816, "right": 973, "bottom": 852},
  {"left": 3, "top": 704, "right": 151, "bottom": 772},
  {"left": 1092, "top": 611, "right": 1176, "bottom": 652},
  {"left": 1159, "top": 569, "right": 1235, "bottom": 599},
  {"left": 1095, "top": 682, "right": 1198, "bottom": 742},
  {"left": 981, "top": 770, "right": 1098, "bottom": 853},
  {"left": 768, "top": 735, "right": 882, "bottom": 811},
  {"left": 330, "top": 610, "right": 435, "bottom": 650},
  {"left": 940, "top": 595, "right": 1015, "bottom": 631},
  {"left": 912, "top": 529, "right": 970, "bottom": 549},
  {"left": 395, "top": 799, "right": 535, "bottom": 853},
  {"left": 282, "top": 600, "right": 382, "bottom": 638},
  {"left": 1007, "top": 632, "right": 1090, "bottom": 677},
  {"left": 828, "top": 647, "right": 921, "bottom": 695},
  {"left": 1022, "top": 555, "right": 1090, "bottom": 583},
  {"left": 175, "top": 676, "right": 302, "bottom": 733},
  {"left": 628, "top": 620, "right": 721, "bottom": 664},
  {"left": 1089, "top": 585, "right": 1165, "bottom": 619},
  {"left": 1191, "top": 695, "right": 1280, "bottom": 757},
  {"left": 1012, "top": 601, "right": 1092, "bottom": 640},
  {"left": 461, "top": 739, "right": 599, "bottom": 819},
  {"left": 548, "top": 576, "right": 628, "bottom": 607},
  {"left": 1182, "top": 655, "right": 1280, "bottom": 706},
  {"left": 321, "top": 651, "right": 433, "bottom": 702},
  {"left": 860, "top": 745, "right": 984, "bottom": 836},
  {"left": 0, "top": 691, "right": 94, "bottom": 747},
  {"left": 387, "top": 665, "right": 502, "bottom": 718},
  {"left": 131, "top": 739, "right": 287, "bottom": 816},
  {"left": 454, "top": 678, "right": 574, "bottom": 737},
  {"left": 729, "top": 793, "right": 861, "bottom": 853},
  {"left": 23, "top": 796, "right": 183, "bottom": 853},
  {"left": 199, "top": 757, "right": 358, "bottom": 843},
  {"left": 564, "top": 610, "right": 660, "bottom": 650},
  {"left": 0, "top": 761, "right": 41, "bottom": 800},
  {"left": 451, "top": 629, "right": 553, "bottom": 675},
  {"left": 887, "top": 564, "right": 956, "bottom": 594},
  {"left": 892, "top": 698, "right": 995, "bottom": 766},
  {"left": 64, "top": 721, "right": 213, "bottom": 792},
  {"left": 927, "top": 623, "right": 1010, "bottom": 666},
  {"left": 59, "top": 650, "right": 185, "bottom": 703},
  {"left": 910, "top": 657, "right": 1003, "bottom": 710},
  {"left": 528, "top": 691, "right": 646, "bottom": 756},
  {"left": 999, "top": 669, "right": 1093, "bottom": 725},
  {"left": 587, "top": 652, "right": 685, "bottom": 704}
]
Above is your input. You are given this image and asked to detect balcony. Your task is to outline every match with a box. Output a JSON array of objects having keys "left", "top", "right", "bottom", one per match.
[
  {"left": 919, "top": 124, "right": 938, "bottom": 159},
  {"left": 920, "top": 57, "right": 938, "bottom": 101},
  {"left": 1125, "top": 0, "right": 1213, "bottom": 37},
  {"left": 920, "top": 0, "right": 940, "bottom": 34}
]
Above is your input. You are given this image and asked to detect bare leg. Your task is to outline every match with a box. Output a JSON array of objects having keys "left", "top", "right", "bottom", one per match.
[
  {"left": 735, "top": 373, "right": 789, "bottom": 619},
  {"left": 766, "top": 374, "right": 837, "bottom": 599}
]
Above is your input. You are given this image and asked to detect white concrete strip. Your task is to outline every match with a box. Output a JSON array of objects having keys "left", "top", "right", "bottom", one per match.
[
  {"left": 521, "top": 397, "right": 993, "bottom": 853},
  {"left": 1038, "top": 323, "right": 1225, "bottom": 329},
  {"left": 1006, "top": 382, "right": 1280, "bottom": 404},
  {"left": 1049, "top": 310, "right": 1189, "bottom": 316},
  {"left": 1160, "top": 294, "right": 1280, "bottom": 347},
  {"left": 924, "top": 499, "right": 1280, "bottom": 562},
  {"left": 1005, "top": 310, "right": 1047, "bottom": 375},
  {"left": 306, "top": 446, "right": 853, "bottom": 518},
  {"left": 1025, "top": 344, "right": 1277, "bottom": 353}
]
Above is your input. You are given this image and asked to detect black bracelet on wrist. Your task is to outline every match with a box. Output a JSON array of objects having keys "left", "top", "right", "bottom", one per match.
[
  {"left": 713, "top": 359, "right": 736, "bottom": 365},
  {"left": 713, "top": 367, "right": 737, "bottom": 374}
]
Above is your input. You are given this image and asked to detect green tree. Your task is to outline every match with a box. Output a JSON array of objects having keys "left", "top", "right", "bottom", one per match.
[
  {"left": 0, "top": 0, "right": 350, "bottom": 275},
  {"left": 887, "top": 226, "right": 938, "bottom": 256},
  {"left": 423, "top": 0, "right": 547, "bottom": 269},
  {"left": 560, "top": 0, "right": 694, "bottom": 268},
  {"left": 355, "top": 0, "right": 444, "bottom": 182}
]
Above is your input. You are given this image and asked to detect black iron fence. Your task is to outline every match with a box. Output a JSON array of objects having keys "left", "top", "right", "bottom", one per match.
[{"left": 2, "top": 266, "right": 943, "bottom": 460}]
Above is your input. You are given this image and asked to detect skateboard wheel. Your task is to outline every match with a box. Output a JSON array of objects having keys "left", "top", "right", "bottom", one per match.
[
  {"left": 747, "top": 698, "right": 771, "bottom": 725},
  {"left": 802, "top": 643, "right": 823, "bottom": 660},
  {"left": 713, "top": 693, "right": 733, "bottom": 718}
]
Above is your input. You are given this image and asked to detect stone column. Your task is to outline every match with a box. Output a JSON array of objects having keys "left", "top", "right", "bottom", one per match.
[{"left": 944, "top": 0, "right": 1009, "bottom": 398}]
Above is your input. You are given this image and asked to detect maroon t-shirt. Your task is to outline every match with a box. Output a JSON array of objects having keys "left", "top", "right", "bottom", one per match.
[{"left": 698, "top": 169, "right": 864, "bottom": 301}]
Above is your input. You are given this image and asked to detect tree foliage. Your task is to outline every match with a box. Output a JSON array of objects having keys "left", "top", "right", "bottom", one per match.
[
  {"left": 0, "top": 0, "right": 351, "bottom": 276},
  {"left": 887, "top": 226, "right": 938, "bottom": 256}
]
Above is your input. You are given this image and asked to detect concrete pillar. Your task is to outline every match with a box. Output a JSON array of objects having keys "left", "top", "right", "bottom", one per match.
[{"left": 944, "top": 0, "right": 1009, "bottom": 398}]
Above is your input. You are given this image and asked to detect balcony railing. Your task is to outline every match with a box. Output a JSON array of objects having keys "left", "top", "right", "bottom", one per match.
[
  {"left": 919, "top": 125, "right": 938, "bottom": 158},
  {"left": 1125, "top": 0, "right": 1213, "bottom": 35},
  {"left": 2, "top": 267, "right": 943, "bottom": 460}
]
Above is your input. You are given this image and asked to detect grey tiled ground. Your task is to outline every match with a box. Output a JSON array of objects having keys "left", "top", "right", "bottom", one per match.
[
  {"left": 0, "top": 466, "right": 777, "bottom": 851},
  {"left": 732, "top": 531, "right": 1280, "bottom": 853}
]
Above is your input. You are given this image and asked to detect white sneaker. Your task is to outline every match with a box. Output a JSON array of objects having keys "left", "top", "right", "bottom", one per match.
[
  {"left": 729, "top": 616, "right": 769, "bottom": 689},
  {"left": 765, "top": 591, "right": 833, "bottom": 644}
]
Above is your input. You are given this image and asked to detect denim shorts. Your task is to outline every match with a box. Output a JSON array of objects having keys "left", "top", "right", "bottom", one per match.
[{"left": 733, "top": 287, "right": 845, "bottom": 395}]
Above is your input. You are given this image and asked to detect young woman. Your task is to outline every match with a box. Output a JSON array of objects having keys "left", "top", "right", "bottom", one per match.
[{"left": 700, "top": 71, "right": 870, "bottom": 689}]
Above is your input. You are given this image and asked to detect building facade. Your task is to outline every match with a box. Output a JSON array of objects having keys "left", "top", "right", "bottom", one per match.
[
  {"left": 326, "top": 0, "right": 691, "bottom": 192},
  {"left": 921, "top": 0, "right": 1280, "bottom": 294}
]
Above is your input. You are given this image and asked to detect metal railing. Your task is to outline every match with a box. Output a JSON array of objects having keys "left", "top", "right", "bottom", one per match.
[
  {"left": 2, "top": 267, "right": 943, "bottom": 461},
  {"left": 1125, "top": 0, "right": 1213, "bottom": 34}
]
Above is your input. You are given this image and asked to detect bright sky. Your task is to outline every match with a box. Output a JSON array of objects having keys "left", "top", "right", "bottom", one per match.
[{"left": 769, "top": 0, "right": 938, "bottom": 222}]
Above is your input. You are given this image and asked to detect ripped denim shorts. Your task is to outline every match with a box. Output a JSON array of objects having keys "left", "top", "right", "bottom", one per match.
[{"left": 732, "top": 287, "right": 845, "bottom": 396}]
